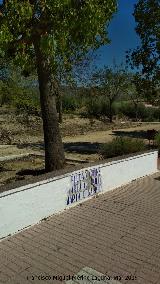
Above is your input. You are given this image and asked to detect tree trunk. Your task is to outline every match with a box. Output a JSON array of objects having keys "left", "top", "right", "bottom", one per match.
[
  {"left": 34, "top": 39, "right": 65, "bottom": 172},
  {"left": 57, "top": 91, "right": 63, "bottom": 124}
]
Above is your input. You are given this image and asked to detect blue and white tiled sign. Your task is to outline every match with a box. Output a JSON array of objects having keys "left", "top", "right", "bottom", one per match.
[{"left": 67, "top": 167, "right": 102, "bottom": 205}]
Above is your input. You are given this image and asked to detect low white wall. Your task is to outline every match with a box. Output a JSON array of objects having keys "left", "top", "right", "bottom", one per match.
[{"left": 0, "top": 151, "right": 158, "bottom": 240}]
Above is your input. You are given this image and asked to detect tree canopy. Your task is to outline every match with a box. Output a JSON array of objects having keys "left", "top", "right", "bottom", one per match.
[
  {"left": 0, "top": 0, "right": 117, "bottom": 74},
  {"left": 127, "top": 0, "right": 160, "bottom": 85},
  {"left": 0, "top": 0, "right": 117, "bottom": 172},
  {"left": 91, "top": 65, "right": 129, "bottom": 122}
]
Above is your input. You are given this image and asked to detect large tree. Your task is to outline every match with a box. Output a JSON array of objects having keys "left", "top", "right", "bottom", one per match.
[
  {"left": 126, "top": 0, "right": 160, "bottom": 88},
  {"left": 0, "top": 0, "right": 117, "bottom": 172}
]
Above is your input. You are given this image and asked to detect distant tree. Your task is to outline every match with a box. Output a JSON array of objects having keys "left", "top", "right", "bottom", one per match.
[
  {"left": 91, "top": 65, "right": 128, "bottom": 122},
  {"left": 0, "top": 0, "right": 117, "bottom": 172},
  {"left": 54, "top": 51, "right": 97, "bottom": 123},
  {"left": 125, "top": 73, "right": 144, "bottom": 121},
  {"left": 126, "top": 0, "right": 160, "bottom": 93},
  {"left": 133, "top": 74, "right": 159, "bottom": 104}
]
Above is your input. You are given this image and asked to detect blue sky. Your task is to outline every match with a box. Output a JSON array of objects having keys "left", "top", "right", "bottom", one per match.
[{"left": 96, "top": 0, "right": 140, "bottom": 68}]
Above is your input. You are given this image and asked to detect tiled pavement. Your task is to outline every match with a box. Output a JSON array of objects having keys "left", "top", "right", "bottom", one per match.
[{"left": 1, "top": 172, "right": 160, "bottom": 284}]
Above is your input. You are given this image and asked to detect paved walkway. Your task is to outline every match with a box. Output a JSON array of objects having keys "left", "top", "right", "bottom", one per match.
[{"left": 0, "top": 172, "right": 160, "bottom": 284}]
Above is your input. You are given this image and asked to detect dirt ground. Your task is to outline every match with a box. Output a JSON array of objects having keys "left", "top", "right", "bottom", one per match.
[{"left": 0, "top": 107, "right": 159, "bottom": 186}]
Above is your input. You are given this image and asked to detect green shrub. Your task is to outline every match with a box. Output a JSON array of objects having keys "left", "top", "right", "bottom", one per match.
[
  {"left": 100, "top": 137, "right": 145, "bottom": 159},
  {"left": 117, "top": 102, "right": 134, "bottom": 118},
  {"left": 112, "top": 101, "right": 120, "bottom": 116},
  {"left": 62, "top": 94, "right": 78, "bottom": 112},
  {"left": 137, "top": 104, "right": 148, "bottom": 120},
  {"left": 0, "top": 81, "right": 42, "bottom": 117},
  {"left": 85, "top": 98, "right": 103, "bottom": 118},
  {"left": 0, "top": 81, "right": 21, "bottom": 106},
  {"left": 85, "top": 97, "right": 116, "bottom": 119},
  {"left": 118, "top": 102, "right": 143, "bottom": 120},
  {"left": 14, "top": 89, "right": 40, "bottom": 116},
  {"left": 118, "top": 102, "right": 159, "bottom": 121},
  {"left": 152, "top": 108, "right": 160, "bottom": 121}
]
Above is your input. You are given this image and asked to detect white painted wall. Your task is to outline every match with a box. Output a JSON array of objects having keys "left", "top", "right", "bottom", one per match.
[
  {"left": 0, "top": 151, "right": 158, "bottom": 240},
  {"left": 101, "top": 151, "right": 158, "bottom": 192}
]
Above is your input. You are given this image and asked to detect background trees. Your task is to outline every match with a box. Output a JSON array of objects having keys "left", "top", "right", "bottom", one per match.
[
  {"left": 91, "top": 66, "right": 129, "bottom": 122},
  {"left": 0, "top": 0, "right": 117, "bottom": 172},
  {"left": 126, "top": 0, "right": 160, "bottom": 99}
]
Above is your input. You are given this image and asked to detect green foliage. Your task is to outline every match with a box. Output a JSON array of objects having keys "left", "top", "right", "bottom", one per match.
[
  {"left": 62, "top": 94, "right": 78, "bottom": 113},
  {"left": 91, "top": 66, "right": 129, "bottom": 103},
  {"left": 85, "top": 97, "right": 112, "bottom": 119},
  {"left": 0, "top": 79, "right": 40, "bottom": 116},
  {"left": 0, "top": 0, "right": 117, "bottom": 73},
  {"left": 127, "top": 0, "right": 160, "bottom": 83},
  {"left": 57, "top": 90, "right": 160, "bottom": 122},
  {"left": 13, "top": 88, "right": 40, "bottom": 116},
  {"left": 0, "top": 81, "right": 22, "bottom": 106},
  {"left": 118, "top": 102, "right": 138, "bottom": 119},
  {"left": 0, "top": 82, "right": 13, "bottom": 106},
  {"left": 142, "top": 108, "right": 156, "bottom": 122},
  {"left": 118, "top": 102, "right": 160, "bottom": 122},
  {"left": 153, "top": 108, "right": 160, "bottom": 120},
  {"left": 0, "top": 0, "right": 117, "bottom": 171},
  {"left": 131, "top": 73, "right": 158, "bottom": 103},
  {"left": 85, "top": 98, "right": 102, "bottom": 118},
  {"left": 100, "top": 137, "right": 146, "bottom": 159},
  {"left": 90, "top": 66, "right": 133, "bottom": 122}
]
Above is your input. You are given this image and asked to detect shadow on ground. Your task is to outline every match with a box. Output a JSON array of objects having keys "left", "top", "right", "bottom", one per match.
[
  {"left": 17, "top": 142, "right": 104, "bottom": 154},
  {"left": 14, "top": 139, "right": 157, "bottom": 179},
  {"left": 15, "top": 142, "right": 104, "bottom": 178},
  {"left": 112, "top": 130, "right": 148, "bottom": 139},
  {"left": 16, "top": 168, "right": 46, "bottom": 177},
  {"left": 64, "top": 142, "right": 103, "bottom": 154}
]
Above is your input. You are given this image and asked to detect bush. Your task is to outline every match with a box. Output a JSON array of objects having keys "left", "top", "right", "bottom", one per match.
[
  {"left": 118, "top": 102, "right": 145, "bottom": 120},
  {"left": 100, "top": 137, "right": 145, "bottom": 159},
  {"left": 85, "top": 98, "right": 104, "bottom": 118},
  {"left": 118, "top": 102, "right": 160, "bottom": 122},
  {"left": 14, "top": 89, "right": 40, "bottom": 116},
  {"left": 152, "top": 108, "right": 160, "bottom": 121},
  {"left": 62, "top": 94, "right": 78, "bottom": 113},
  {"left": 0, "top": 81, "right": 20, "bottom": 106},
  {"left": 141, "top": 107, "right": 156, "bottom": 122},
  {"left": 85, "top": 97, "right": 116, "bottom": 119},
  {"left": 117, "top": 102, "right": 134, "bottom": 119}
]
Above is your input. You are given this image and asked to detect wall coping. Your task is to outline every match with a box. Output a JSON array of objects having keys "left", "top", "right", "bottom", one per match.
[{"left": 0, "top": 150, "right": 158, "bottom": 196}]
